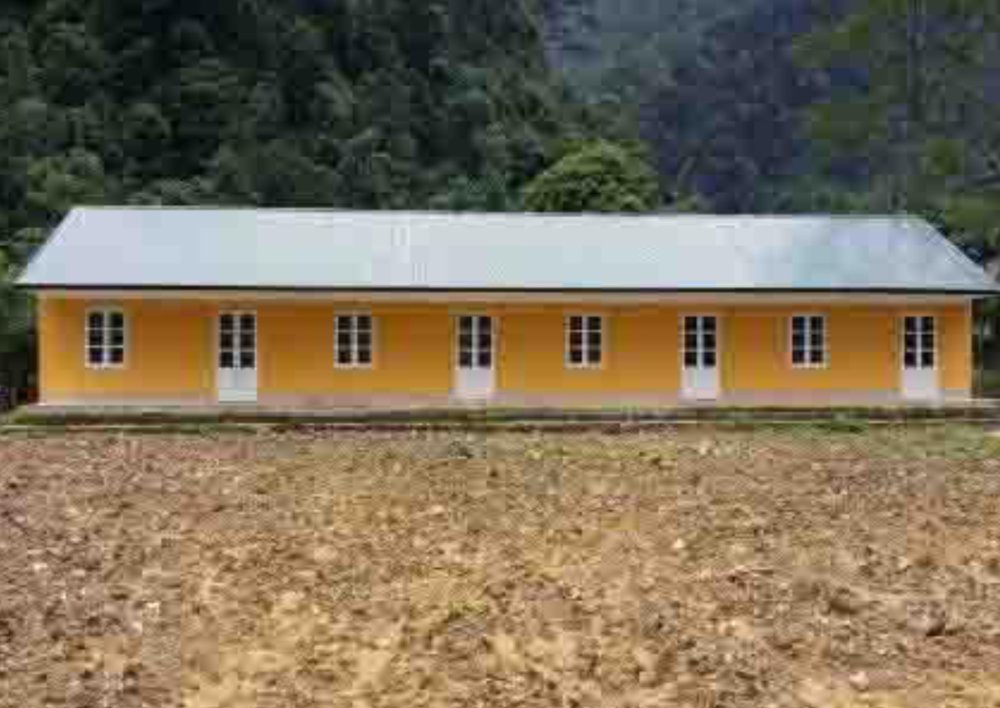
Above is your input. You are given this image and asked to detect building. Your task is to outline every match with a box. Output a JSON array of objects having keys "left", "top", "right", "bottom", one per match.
[{"left": 16, "top": 208, "right": 1000, "bottom": 408}]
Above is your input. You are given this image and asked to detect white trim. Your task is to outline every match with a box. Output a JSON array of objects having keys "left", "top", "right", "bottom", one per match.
[
  {"left": 789, "top": 313, "right": 829, "bottom": 370},
  {"left": 901, "top": 313, "right": 938, "bottom": 371},
  {"left": 454, "top": 313, "right": 497, "bottom": 371},
  {"left": 681, "top": 313, "right": 720, "bottom": 370},
  {"left": 39, "top": 289, "right": 979, "bottom": 306},
  {"left": 84, "top": 307, "right": 127, "bottom": 370},
  {"left": 334, "top": 312, "right": 376, "bottom": 369},
  {"left": 680, "top": 313, "right": 722, "bottom": 401},
  {"left": 216, "top": 310, "right": 259, "bottom": 403},
  {"left": 565, "top": 313, "right": 607, "bottom": 370}
]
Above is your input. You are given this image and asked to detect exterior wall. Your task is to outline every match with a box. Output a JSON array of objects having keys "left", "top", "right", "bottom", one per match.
[{"left": 37, "top": 298, "right": 974, "bottom": 406}]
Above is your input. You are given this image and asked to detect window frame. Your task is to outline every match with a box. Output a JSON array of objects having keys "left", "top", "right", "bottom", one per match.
[
  {"left": 789, "top": 313, "right": 828, "bottom": 370},
  {"left": 682, "top": 313, "right": 720, "bottom": 371},
  {"left": 565, "top": 313, "right": 606, "bottom": 370},
  {"left": 334, "top": 312, "right": 376, "bottom": 369},
  {"left": 85, "top": 307, "right": 128, "bottom": 370},
  {"left": 901, "top": 313, "right": 937, "bottom": 371}
]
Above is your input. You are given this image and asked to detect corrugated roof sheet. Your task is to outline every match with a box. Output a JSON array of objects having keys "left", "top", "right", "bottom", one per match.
[{"left": 16, "top": 207, "right": 1000, "bottom": 294}]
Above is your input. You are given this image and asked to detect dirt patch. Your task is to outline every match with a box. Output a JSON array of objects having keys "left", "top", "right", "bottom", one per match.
[{"left": 2, "top": 427, "right": 1000, "bottom": 707}]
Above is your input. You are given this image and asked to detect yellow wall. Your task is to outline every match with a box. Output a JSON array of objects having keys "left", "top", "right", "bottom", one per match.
[{"left": 36, "top": 298, "right": 974, "bottom": 403}]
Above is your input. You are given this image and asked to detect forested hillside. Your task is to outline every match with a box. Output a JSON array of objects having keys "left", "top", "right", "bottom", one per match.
[
  {"left": 546, "top": 0, "right": 1000, "bottom": 258},
  {"left": 0, "top": 0, "right": 600, "bottom": 259}
]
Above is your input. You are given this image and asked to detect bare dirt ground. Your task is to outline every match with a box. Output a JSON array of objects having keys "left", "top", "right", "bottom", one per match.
[{"left": 2, "top": 426, "right": 1000, "bottom": 708}]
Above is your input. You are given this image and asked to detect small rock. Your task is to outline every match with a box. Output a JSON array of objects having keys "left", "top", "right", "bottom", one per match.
[
  {"left": 849, "top": 671, "right": 870, "bottom": 692},
  {"left": 827, "top": 587, "right": 866, "bottom": 616}
]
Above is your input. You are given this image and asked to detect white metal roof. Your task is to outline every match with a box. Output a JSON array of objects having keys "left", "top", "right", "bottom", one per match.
[{"left": 16, "top": 207, "right": 1000, "bottom": 295}]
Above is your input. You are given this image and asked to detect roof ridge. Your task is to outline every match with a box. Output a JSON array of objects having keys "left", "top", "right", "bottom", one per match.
[{"left": 73, "top": 205, "right": 925, "bottom": 221}]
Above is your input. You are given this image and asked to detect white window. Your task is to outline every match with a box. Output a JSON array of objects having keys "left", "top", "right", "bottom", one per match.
[
  {"left": 335, "top": 314, "right": 375, "bottom": 368},
  {"left": 903, "top": 315, "right": 936, "bottom": 370},
  {"left": 791, "top": 315, "right": 827, "bottom": 368},
  {"left": 567, "top": 315, "right": 604, "bottom": 368},
  {"left": 86, "top": 309, "right": 126, "bottom": 369}
]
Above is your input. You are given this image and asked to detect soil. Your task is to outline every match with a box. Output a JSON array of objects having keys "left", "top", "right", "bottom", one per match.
[{"left": 1, "top": 426, "right": 1000, "bottom": 707}]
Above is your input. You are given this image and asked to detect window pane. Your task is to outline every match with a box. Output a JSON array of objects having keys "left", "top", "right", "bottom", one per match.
[
  {"left": 703, "top": 318, "right": 717, "bottom": 333},
  {"left": 792, "top": 317, "right": 806, "bottom": 333},
  {"left": 240, "top": 315, "right": 255, "bottom": 332},
  {"left": 587, "top": 348, "right": 602, "bottom": 365},
  {"left": 109, "top": 348, "right": 125, "bottom": 365},
  {"left": 88, "top": 347, "right": 105, "bottom": 365},
  {"left": 478, "top": 317, "right": 491, "bottom": 332},
  {"left": 221, "top": 314, "right": 235, "bottom": 332},
  {"left": 478, "top": 333, "right": 492, "bottom": 349},
  {"left": 904, "top": 351, "right": 918, "bottom": 368},
  {"left": 922, "top": 317, "right": 935, "bottom": 333},
  {"left": 570, "top": 348, "right": 584, "bottom": 365},
  {"left": 337, "top": 349, "right": 353, "bottom": 365},
  {"left": 109, "top": 312, "right": 125, "bottom": 329},
  {"left": 240, "top": 352, "right": 255, "bottom": 369},
  {"left": 460, "top": 351, "right": 474, "bottom": 368},
  {"left": 792, "top": 333, "right": 805, "bottom": 349},
  {"left": 684, "top": 351, "right": 699, "bottom": 368},
  {"left": 811, "top": 333, "right": 824, "bottom": 349},
  {"left": 703, "top": 352, "right": 717, "bottom": 368},
  {"left": 587, "top": 316, "right": 602, "bottom": 332},
  {"left": 810, "top": 316, "right": 824, "bottom": 332},
  {"left": 921, "top": 351, "right": 935, "bottom": 368},
  {"left": 569, "top": 316, "right": 584, "bottom": 332},
  {"left": 685, "top": 334, "right": 699, "bottom": 351},
  {"left": 89, "top": 331, "right": 105, "bottom": 347},
  {"left": 478, "top": 351, "right": 492, "bottom": 368},
  {"left": 684, "top": 318, "right": 699, "bottom": 335},
  {"left": 904, "top": 334, "right": 917, "bottom": 351},
  {"left": 792, "top": 349, "right": 806, "bottom": 365},
  {"left": 240, "top": 333, "right": 255, "bottom": 349},
  {"left": 336, "top": 316, "right": 353, "bottom": 332},
  {"left": 111, "top": 330, "right": 125, "bottom": 347},
  {"left": 921, "top": 334, "right": 934, "bottom": 350},
  {"left": 358, "top": 332, "right": 372, "bottom": 348},
  {"left": 357, "top": 348, "right": 372, "bottom": 365},
  {"left": 459, "top": 333, "right": 473, "bottom": 350},
  {"left": 459, "top": 317, "right": 473, "bottom": 333},
  {"left": 357, "top": 315, "right": 372, "bottom": 331},
  {"left": 220, "top": 351, "right": 235, "bottom": 369},
  {"left": 905, "top": 317, "right": 917, "bottom": 334},
  {"left": 810, "top": 349, "right": 824, "bottom": 365},
  {"left": 88, "top": 312, "right": 105, "bottom": 330},
  {"left": 703, "top": 333, "right": 716, "bottom": 349},
  {"left": 570, "top": 332, "right": 583, "bottom": 348},
  {"left": 587, "top": 331, "right": 602, "bottom": 348},
  {"left": 221, "top": 333, "right": 234, "bottom": 350}
]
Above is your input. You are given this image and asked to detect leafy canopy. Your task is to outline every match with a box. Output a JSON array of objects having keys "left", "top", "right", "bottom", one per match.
[{"left": 522, "top": 141, "right": 660, "bottom": 213}]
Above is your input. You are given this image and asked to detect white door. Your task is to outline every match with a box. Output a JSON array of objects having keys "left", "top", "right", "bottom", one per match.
[
  {"left": 455, "top": 315, "right": 496, "bottom": 401},
  {"left": 682, "top": 315, "right": 721, "bottom": 401},
  {"left": 218, "top": 312, "right": 258, "bottom": 403},
  {"left": 901, "top": 315, "right": 940, "bottom": 401}
]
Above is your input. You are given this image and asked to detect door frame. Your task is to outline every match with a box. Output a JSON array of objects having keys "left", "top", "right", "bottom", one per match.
[
  {"left": 900, "top": 313, "right": 940, "bottom": 401},
  {"left": 453, "top": 313, "right": 498, "bottom": 401},
  {"left": 681, "top": 313, "right": 722, "bottom": 401},
  {"left": 216, "top": 309, "right": 259, "bottom": 403}
]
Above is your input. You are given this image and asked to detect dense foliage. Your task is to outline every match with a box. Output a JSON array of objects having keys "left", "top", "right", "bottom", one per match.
[
  {"left": 0, "top": 0, "right": 601, "bottom": 253},
  {"left": 522, "top": 141, "right": 661, "bottom": 212}
]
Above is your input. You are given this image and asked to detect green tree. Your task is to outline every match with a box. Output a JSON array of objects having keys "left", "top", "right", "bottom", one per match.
[
  {"left": 522, "top": 141, "right": 660, "bottom": 213},
  {"left": 0, "top": 249, "right": 35, "bottom": 400}
]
